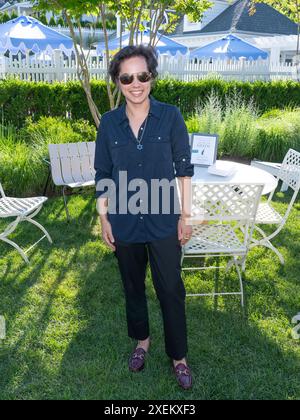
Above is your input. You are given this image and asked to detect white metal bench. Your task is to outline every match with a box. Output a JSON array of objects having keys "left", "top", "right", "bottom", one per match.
[
  {"left": 47, "top": 142, "right": 96, "bottom": 220},
  {"left": 0, "top": 182, "right": 52, "bottom": 264}
]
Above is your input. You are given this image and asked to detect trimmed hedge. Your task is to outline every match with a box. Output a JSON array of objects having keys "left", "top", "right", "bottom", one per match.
[
  {"left": 1, "top": 78, "right": 300, "bottom": 127},
  {"left": 0, "top": 79, "right": 111, "bottom": 128}
]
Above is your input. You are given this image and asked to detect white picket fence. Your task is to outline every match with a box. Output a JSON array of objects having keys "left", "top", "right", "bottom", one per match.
[{"left": 0, "top": 50, "right": 298, "bottom": 82}]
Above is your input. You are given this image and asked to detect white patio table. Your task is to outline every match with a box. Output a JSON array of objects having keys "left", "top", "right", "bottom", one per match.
[{"left": 192, "top": 160, "right": 278, "bottom": 195}]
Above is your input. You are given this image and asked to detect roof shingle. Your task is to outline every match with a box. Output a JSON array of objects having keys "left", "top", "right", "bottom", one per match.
[{"left": 172, "top": 0, "right": 298, "bottom": 36}]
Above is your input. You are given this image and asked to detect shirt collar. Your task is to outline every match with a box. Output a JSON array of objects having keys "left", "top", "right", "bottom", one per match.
[{"left": 118, "top": 94, "right": 161, "bottom": 124}]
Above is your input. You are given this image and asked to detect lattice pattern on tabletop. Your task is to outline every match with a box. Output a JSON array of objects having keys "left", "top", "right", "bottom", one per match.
[
  {"left": 191, "top": 183, "right": 263, "bottom": 222},
  {"left": 279, "top": 149, "right": 300, "bottom": 192}
]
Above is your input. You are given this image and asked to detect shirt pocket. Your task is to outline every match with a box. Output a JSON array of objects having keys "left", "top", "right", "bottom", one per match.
[
  {"left": 146, "top": 135, "right": 172, "bottom": 162},
  {"left": 110, "top": 137, "right": 129, "bottom": 168}
]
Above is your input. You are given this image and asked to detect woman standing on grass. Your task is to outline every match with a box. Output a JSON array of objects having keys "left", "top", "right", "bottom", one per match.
[{"left": 94, "top": 45, "right": 194, "bottom": 390}]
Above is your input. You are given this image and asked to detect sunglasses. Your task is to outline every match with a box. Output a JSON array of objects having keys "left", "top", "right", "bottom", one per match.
[{"left": 118, "top": 71, "right": 152, "bottom": 85}]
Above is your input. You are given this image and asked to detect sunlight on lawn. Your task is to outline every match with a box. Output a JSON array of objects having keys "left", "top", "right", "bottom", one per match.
[{"left": 0, "top": 192, "right": 299, "bottom": 400}]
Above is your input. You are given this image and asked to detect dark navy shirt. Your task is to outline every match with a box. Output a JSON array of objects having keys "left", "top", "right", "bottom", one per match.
[{"left": 94, "top": 94, "right": 194, "bottom": 243}]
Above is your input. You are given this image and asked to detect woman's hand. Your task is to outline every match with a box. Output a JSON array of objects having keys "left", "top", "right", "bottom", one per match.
[
  {"left": 100, "top": 217, "right": 116, "bottom": 251},
  {"left": 178, "top": 217, "right": 193, "bottom": 246}
]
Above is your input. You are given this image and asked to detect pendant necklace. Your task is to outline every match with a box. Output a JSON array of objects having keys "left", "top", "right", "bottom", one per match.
[{"left": 126, "top": 107, "right": 149, "bottom": 151}]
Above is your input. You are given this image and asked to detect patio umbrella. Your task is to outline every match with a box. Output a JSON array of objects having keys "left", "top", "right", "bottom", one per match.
[
  {"left": 0, "top": 15, "right": 74, "bottom": 56},
  {"left": 190, "top": 34, "right": 268, "bottom": 60},
  {"left": 96, "top": 29, "right": 188, "bottom": 56}
]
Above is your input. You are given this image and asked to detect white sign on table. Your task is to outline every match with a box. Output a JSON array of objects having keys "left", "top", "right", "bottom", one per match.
[{"left": 191, "top": 133, "right": 219, "bottom": 167}]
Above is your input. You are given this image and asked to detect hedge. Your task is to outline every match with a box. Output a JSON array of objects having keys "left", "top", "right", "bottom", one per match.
[{"left": 1, "top": 78, "right": 300, "bottom": 128}]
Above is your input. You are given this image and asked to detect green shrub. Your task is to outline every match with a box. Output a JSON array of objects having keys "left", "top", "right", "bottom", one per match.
[
  {"left": 0, "top": 12, "right": 10, "bottom": 23},
  {"left": 21, "top": 116, "right": 89, "bottom": 144},
  {"left": 39, "top": 14, "right": 48, "bottom": 25},
  {"left": 0, "top": 117, "right": 97, "bottom": 196},
  {"left": 49, "top": 16, "right": 57, "bottom": 26},
  {"left": 57, "top": 16, "right": 65, "bottom": 27},
  {"left": 196, "top": 91, "right": 223, "bottom": 134},
  {"left": 253, "top": 109, "right": 300, "bottom": 161},
  {"left": 20, "top": 116, "right": 96, "bottom": 167},
  {"left": 185, "top": 115, "right": 202, "bottom": 133},
  {"left": 260, "top": 109, "right": 285, "bottom": 120},
  {"left": 186, "top": 91, "right": 258, "bottom": 158},
  {"left": 10, "top": 11, "right": 18, "bottom": 20},
  {"left": 70, "top": 119, "right": 97, "bottom": 143},
  {"left": 0, "top": 123, "right": 20, "bottom": 143},
  {"left": 2, "top": 79, "right": 300, "bottom": 129},
  {"left": 220, "top": 91, "right": 258, "bottom": 158},
  {"left": 186, "top": 92, "right": 300, "bottom": 161},
  {"left": 0, "top": 79, "right": 110, "bottom": 128},
  {"left": 0, "top": 136, "right": 46, "bottom": 197}
]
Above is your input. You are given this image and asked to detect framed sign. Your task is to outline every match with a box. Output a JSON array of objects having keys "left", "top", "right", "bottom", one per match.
[{"left": 191, "top": 133, "right": 219, "bottom": 167}]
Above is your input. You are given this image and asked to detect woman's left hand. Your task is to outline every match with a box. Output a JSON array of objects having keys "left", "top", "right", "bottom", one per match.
[{"left": 178, "top": 217, "right": 193, "bottom": 246}]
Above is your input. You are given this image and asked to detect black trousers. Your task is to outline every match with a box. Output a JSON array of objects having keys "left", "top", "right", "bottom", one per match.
[{"left": 114, "top": 233, "right": 188, "bottom": 360}]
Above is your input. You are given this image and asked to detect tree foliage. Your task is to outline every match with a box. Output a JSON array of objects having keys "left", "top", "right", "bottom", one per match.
[
  {"left": 250, "top": 0, "right": 300, "bottom": 23},
  {"left": 34, "top": 1, "right": 213, "bottom": 126},
  {"left": 250, "top": 0, "right": 300, "bottom": 56}
]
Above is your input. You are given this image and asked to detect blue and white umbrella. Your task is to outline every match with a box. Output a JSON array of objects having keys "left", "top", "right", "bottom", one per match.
[
  {"left": 0, "top": 15, "right": 74, "bottom": 56},
  {"left": 190, "top": 34, "right": 268, "bottom": 60},
  {"left": 96, "top": 29, "right": 188, "bottom": 56}
]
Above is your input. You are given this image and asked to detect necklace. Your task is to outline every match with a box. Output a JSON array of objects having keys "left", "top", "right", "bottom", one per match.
[{"left": 126, "top": 106, "right": 149, "bottom": 151}]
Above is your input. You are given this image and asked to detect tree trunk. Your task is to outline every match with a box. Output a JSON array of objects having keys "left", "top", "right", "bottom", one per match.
[{"left": 64, "top": 11, "right": 101, "bottom": 127}]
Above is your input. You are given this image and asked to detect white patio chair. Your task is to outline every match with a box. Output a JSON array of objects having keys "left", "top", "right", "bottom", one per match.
[
  {"left": 181, "top": 183, "right": 263, "bottom": 307},
  {"left": 47, "top": 142, "right": 96, "bottom": 220},
  {"left": 0, "top": 182, "right": 52, "bottom": 264},
  {"left": 250, "top": 148, "right": 300, "bottom": 265},
  {"left": 251, "top": 160, "right": 288, "bottom": 192}
]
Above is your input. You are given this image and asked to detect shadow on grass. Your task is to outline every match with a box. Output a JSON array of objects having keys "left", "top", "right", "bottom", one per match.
[
  {"left": 57, "top": 236, "right": 300, "bottom": 399},
  {"left": 0, "top": 194, "right": 102, "bottom": 397},
  {"left": 0, "top": 193, "right": 299, "bottom": 400},
  {"left": 56, "top": 276, "right": 300, "bottom": 400}
]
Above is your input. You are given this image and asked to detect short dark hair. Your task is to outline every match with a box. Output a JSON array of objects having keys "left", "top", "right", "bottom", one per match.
[{"left": 108, "top": 45, "right": 159, "bottom": 84}]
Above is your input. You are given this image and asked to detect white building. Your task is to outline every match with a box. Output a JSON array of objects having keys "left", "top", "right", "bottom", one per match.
[
  {"left": 0, "top": 1, "right": 35, "bottom": 16},
  {"left": 168, "top": 0, "right": 299, "bottom": 63}
]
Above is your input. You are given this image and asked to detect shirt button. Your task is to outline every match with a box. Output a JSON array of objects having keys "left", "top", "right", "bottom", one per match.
[
  {"left": 138, "top": 163, "right": 142, "bottom": 167},
  {"left": 115, "top": 141, "right": 118, "bottom": 145},
  {"left": 140, "top": 216, "right": 143, "bottom": 220},
  {"left": 182, "top": 158, "right": 186, "bottom": 161},
  {"left": 158, "top": 136, "right": 161, "bottom": 140}
]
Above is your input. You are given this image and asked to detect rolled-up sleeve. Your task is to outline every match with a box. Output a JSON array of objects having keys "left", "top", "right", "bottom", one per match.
[
  {"left": 94, "top": 115, "right": 113, "bottom": 199},
  {"left": 171, "top": 106, "right": 194, "bottom": 177}
]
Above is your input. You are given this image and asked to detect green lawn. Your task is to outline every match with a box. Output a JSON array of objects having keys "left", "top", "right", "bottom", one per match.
[{"left": 0, "top": 190, "right": 299, "bottom": 400}]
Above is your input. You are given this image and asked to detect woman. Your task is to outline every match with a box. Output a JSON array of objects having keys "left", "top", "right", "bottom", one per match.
[{"left": 94, "top": 45, "right": 194, "bottom": 390}]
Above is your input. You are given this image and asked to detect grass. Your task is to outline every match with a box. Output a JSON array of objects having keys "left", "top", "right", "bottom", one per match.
[{"left": 0, "top": 189, "right": 300, "bottom": 400}]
